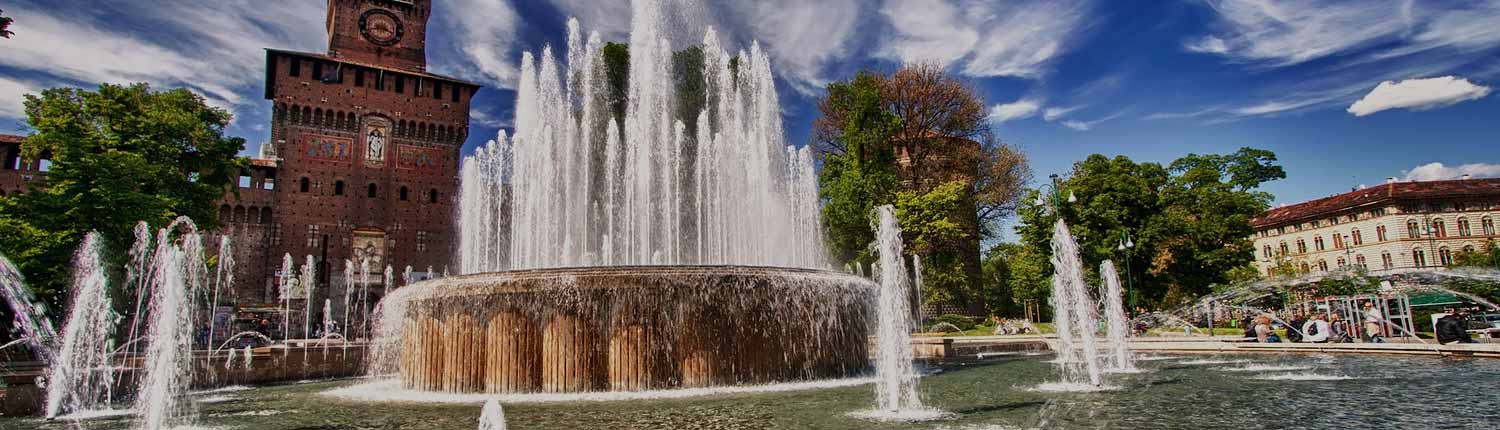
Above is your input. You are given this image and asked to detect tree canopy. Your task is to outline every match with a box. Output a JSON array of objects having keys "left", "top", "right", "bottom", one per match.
[
  {"left": 1010, "top": 148, "right": 1283, "bottom": 311},
  {"left": 0, "top": 83, "right": 246, "bottom": 311},
  {"left": 0, "top": 9, "right": 13, "bottom": 39}
]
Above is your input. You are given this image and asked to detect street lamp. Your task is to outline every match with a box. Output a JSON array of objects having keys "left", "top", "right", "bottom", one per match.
[
  {"left": 1118, "top": 232, "right": 1136, "bottom": 315},
  {"left": 1036, "top": 174, "right": 1074, "bottom": 217}
]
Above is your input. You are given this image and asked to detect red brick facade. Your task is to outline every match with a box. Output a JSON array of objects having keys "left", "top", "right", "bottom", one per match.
[
  {"left": 213, "top": 0, "right": 478, "bottom": 309},
  {"left": 0, "top": 134, "right": 44, "bottom": 198}
]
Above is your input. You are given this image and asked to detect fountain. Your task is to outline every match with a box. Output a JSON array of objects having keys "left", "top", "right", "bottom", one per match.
[
  {"left": 1045, "top": 219, "right": 1104, "bottom": 388},
  {"left": 135, "top": 217, "right": 209, "bottom": 430},
  {"left": 1100, "top": 261, "right": 1135, "bottom": 372},
  {"left": 369, "top": 0, "right": 871, "bottom": 395},
  {"left": 849, "top": 205, "right": 943, "bottom": 421},
  {"left": 43, "top": 232, "right": 118, "bottom": 418},
  {"left": 0, "top": 247, "right": 58, "bottom": 364},
  {"left": 479, "top": 399, "right": 507, "bottom": 430}
]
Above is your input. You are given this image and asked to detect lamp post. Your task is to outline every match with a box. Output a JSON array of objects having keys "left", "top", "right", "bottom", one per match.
[
  {"left": 1341, "top": 233, "right": 1354, "bottom": 271},
  {"left": 1035, "top": 173, "right": 1076, "bottom": 218},
  {"left": 1118, "top": 231, "right": 1136, "bottom": 315}
]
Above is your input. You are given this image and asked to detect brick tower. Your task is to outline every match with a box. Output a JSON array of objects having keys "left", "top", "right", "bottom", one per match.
[{"left": 215, "top": 0, "right": 480, "bottom": 331}]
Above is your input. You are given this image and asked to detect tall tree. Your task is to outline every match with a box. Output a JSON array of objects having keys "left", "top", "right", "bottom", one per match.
[
  {"left": 816, "top": 72, "right": 902, "bottom": 266},
  {"left": 0, "top": 83, "right": 246, "bottom": 310},
  {"left": 0, "top": 9, "right": 13, "bottom": 39}
]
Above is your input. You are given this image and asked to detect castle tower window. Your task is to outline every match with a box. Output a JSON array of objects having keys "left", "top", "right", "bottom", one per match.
[
  {"left": 260, "top": 207, "right": 272, "bottom": 224},
  {"left": 219, "top": 205, "right": 231, "bottom": 223},
  {"left": 432, "top": 82, "right": 442, "bottom": 100},
  {"left": 429, "top": 189, "right": 438, "bottom": 203},
  {"left": 300, "top": 177, "right": 310, "bottom": 193},
  {"left": 312, "top": 61, "right": 323, "bottom": 82},
  {"left": 355, "top": 69, "right": 365, "bottom": 87},
  {"left": 290, "top": 58, "right": 301, "bottom": 77},
  {"left": 368, "top": 183, "right": 378, "bottom": 198},
  {"left": 395, "top": 76, "right": 405, "bottom": 93},
  {"left": 451, "top": 85, "right": 460, "bottom": 102},
  {"left": 334, "top": 181, "right": 346, "bottom": 196},
  {"left": 233, "top": 205, "right": 246, "bottom": 223},
  {"left": 307, "top": 225, "right": 320, "bottom": 248},
  {"left": 400, "top": 186, "right": 409, "bottom": 201}
]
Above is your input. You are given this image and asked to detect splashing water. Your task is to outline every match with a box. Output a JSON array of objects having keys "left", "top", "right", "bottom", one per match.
[
  {"left": 44, "top": 233, "right": 118, "bottom": 418},
  {"left": 0, "top": 249, "right": 58, "bottom": 364},
  {"left": 1100, "top": 261, "right": 1134, "bottom": 372},
  {"left": 479, "top": 399, "right": 507, "bottom": 430},
  {"left": 456, "top": 3, "right": 825, "bottom": 273},
  {"left": 852, "top": 206, "right": 944, "bottom": 421},
  {"left": 134, "top": 217, "right": 208, "bottom": 430},
  {"left": 1049, "top": 220, "right": 1102, "bottom": 387}
]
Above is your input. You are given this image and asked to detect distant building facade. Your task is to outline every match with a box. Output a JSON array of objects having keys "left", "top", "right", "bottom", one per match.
[
  {"left": 208, "top": 0, "right": 479, "bottom": 314},
  {"left": 0, "top": 134, "right": 45, "bottom": 197},
  {"left": 1250, "top": 177, "right": 1500, "bottom": 276}
]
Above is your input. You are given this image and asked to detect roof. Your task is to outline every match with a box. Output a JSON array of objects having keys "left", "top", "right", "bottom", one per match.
[
  {"left": 1251, "top": 178, "right": 1500, "bottom": 228},
  {"left": 248, "top": 158, "right": 279, "bottom": 168},
  {"left": 0, "top": 134, "right": 23, "bottom": 144},
  {"left": 263, "top": 48, "right": 483, "bottom": 99}
]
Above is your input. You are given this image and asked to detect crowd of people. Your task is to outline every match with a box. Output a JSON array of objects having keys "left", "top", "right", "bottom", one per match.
[{"left": 1243, "top": 302, "right": 1477, "bottom": 345}]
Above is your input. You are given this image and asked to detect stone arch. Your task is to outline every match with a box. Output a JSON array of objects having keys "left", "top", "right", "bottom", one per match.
[
  {"left": 302, "top": 106, "right": 312, "bottom": 124},
  {"left": 233, "top": 205, "right": 246, "bottom": 224},
  {"left": 314, "top": 108, "right": 323, "bottom": 126},
  {"left": 259, "top": 207, "right": 272, "bottom": 224},
  {"left": 276, "top": 103, "right": 287, "bottom": 122}
]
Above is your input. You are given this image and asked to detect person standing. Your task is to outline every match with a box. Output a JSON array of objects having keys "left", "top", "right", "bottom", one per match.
[
  {"left": 1254, "top": 315, "right": 1277, "bottom": 343},
  {"left": 1301, "top": 314, "right": 1330, "bottom": 343},
  {"left": 1362, "top": 302, "right": 1385, "bottom": 343},
  {"left": 1286, "top": 313, "right": 1307, "bottom": 343}
]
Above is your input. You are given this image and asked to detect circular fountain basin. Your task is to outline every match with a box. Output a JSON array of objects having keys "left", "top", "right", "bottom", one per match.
[{"left": 377, "top": 265, "right": 874, "bottom": 394}]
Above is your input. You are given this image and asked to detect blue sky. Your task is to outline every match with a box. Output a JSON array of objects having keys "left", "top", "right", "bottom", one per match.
[{"left": 3, "top": 0, "right": 1499, "bottom": 214}]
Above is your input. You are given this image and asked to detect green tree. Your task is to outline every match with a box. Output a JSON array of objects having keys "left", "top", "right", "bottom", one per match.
[
  {"left": 894, "top": 181, "right": 970, "bottom": 305},
  {"left": 1449, "top": 240, "right": 1500, "bottom": 270},
  {"left": 816, "top": 72, "right": 902, "bottom": 266},
  {"left": 0, "top": 9, "right": 13, "bottom": 39},
  {"left": 0, "top": 83, "right": 246, "bottom": 311}
]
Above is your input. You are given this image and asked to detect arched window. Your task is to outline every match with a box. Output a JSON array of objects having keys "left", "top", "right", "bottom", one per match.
[
  {"left": 399, "top": 186, "right": 409, "bottom": 201},
  {"left": 1412, "top": 248, "right": 1427, "bottom": 267},
  {"left": 1314, "top": 236, "right": 1325, "bottom": 251},
  {"left": 334, "top": 180, "right": 345, "bottom": 196},
  {"left": 259, "top": 207, "right": 272, "bottom": 224},
  {"left": 1464, "top": 245, "right": 1476, "bottom": 253},
  {"left": 1336, "top": 257, "right": 1346, "bottom": 268},
  {"left": 1279, "top": 242, "right": 1289, "bottom": 256},
  {"left": 302, "top": 106, "right": 312, "bottom": 123},
  {"left": 1351, "top": 229, "right": 1362, "bottom": 245},
  {"left": 1439, "top": 247, "right": 1453, "bottom": 266},
  {"left": 1484, "top": 217, "right": 1496, "bottom": 235},
  {"left": 1296, "top": 238, "right": 1307, "bottom": 254},
  {"left": 1355, "top": 254, "right": 1366, "bottom": 269},
  {"left": 1407, "top": 219, "right": 1421, "bottom": 239},
  {"left": 314, "top": 108, "right": 323, "bottom": 125},
  {"left": 1300, "top": 262, "right": 1311, "bottom": 273},
  {"left": 429, "top": 189, "right": 438, "bottom": 203},
  {"left": 233, "top": 205, "right": 246, "bottom": 223},
  {"left": 367, "top": 183, "right": 378, "bottom": 198},
  {"left": 1433, "top": 219, "right": 1447, "bottom": 238},
  {"left": 1262, "top": 245, "right": 1272, "bottom": 258},
  {"left": 300, "top": 177, "right": 310, "bottom": 192},
  {"left": 1458, "top": 217, "right": 1472, "bottom": 236},
  {"left": 1376, "top": 225, "right": 1387, "bottom": 242},
  {"left": 219, "top": 205, "right": 231, "bottom": 223},
  {"left": 1381, "top": 252, "right": 1393, "bottom": 269},
  {"left": 1317, "top": 260, "right": 1328, "bottom": 272}
]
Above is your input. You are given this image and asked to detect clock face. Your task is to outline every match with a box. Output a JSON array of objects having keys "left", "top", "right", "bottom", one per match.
[{"left": 359, "top": 9, "right": 403, "bottom": 46}]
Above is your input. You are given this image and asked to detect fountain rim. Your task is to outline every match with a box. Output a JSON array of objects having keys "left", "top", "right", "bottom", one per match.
[{"left": 397, "top": 265, "right": 875, "bottom": 296}]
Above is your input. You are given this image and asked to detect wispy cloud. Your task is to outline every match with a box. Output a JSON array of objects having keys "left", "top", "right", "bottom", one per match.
[
  {"left": 988, "top": 98, "right": 1042, "bottom": 123},
  {"left": 1059, "top": 111, "right": 1125, "bottom": 131},
  {"left": 1403, "top": 162, "right": 1500, "bottom": 181},
  {"left": 0, "top": 77, "right": 44, "bottom": 120},
  {"left": 1186, "top": 0, "right": 1409, "bottom": 65},
  {"left": 434, "top": 0, "right": 524, "bottom": 89},
  {"left": 1347, "top": 76, "right": 1491, "bottom": 116},
  {"left": 877, "top": 0, "right": 1089, "bottom": 79},
  {"left": 1042, "top": 106, "right": 1082, "bottom": 121}
]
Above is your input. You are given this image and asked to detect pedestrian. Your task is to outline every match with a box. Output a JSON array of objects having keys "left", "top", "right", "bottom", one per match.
[
  {"left": 1301, "top": 314, "right": 1330, "bottom": 343},
  {"left": 1362, "top": 302, "right": 1385, "bottom": 343},
  {"left": 1286, "top": 313, "right": 1307, "bottom": 343},
  {"left": 1254, "top": 315, "right": 1277, "bottom": 343},
  {"left": 1436, "top": 310, "right": 1475, "bottom": 345},
  {"left": 1328, "top": 314, "right": 1353, "bottom": 343}
]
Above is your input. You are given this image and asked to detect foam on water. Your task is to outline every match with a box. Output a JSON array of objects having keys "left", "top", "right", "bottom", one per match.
[
  {"left": 847, "top": 408, "right": 952, "bottom": 423},
  {"left": 193, "top": 396, "right": 235, "bottom": 404},
  {"left": 1178, "top": 358, "right": 1251, "bottom": 365},
  {"left": 323, "top": 377, "right": 874, "bottom": 404},
  {"left": 1251, "top": 372, "right": 1356, "bottom": 381},
  {"left": 1221, "top": 364, "right": 1314, "bottom": 372},
  {"left": 54, "top": 408, "right": 134, "bottom": 421},
  {"left": 1028, "top": 382, "right": 1124, "bottom": 393}
]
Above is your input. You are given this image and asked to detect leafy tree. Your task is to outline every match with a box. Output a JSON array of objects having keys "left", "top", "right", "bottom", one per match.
[
  {"left": 894, "top": 181, "right": 970, "bottom": 305},
  {"left": 816, "top": 72, "right": 902, "bottom": 266},
  {"left": 0, "top": 83, "right": 245, "bottom": 311},
  {"left": 1012, "top": 148, "right": 1282, "bottom": 311},
  {"left": 0, "top": 9, "right": 13, "bottom": 39},
  {"left": 1449, "top": 240, "right": 1500, "bottom": 270}
]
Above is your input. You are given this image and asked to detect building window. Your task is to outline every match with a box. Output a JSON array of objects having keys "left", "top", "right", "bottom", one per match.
[
  {"left": 1376, "top": 225, "right": 1387, "bottom": 242},
  {"left": 1381, "top": 252, "right": 1392, "bottom": 270},
  {"left": 1372, "top": 207, "right": 1386, "bottom": 217},
  {"left": 1355, "top": 254, "right": 1366, "bottom": 269},
  {"left": 451, "top": 85, "right": 460, "bottom": 103},
  {"left": 1351, "top": 229, "right": 1362, "bottom": 245},
  {"left": 1439, "top": 247, "right": 1453, "bottom": 266},
  {"left": 1412, "top": 248, "right": 1427, "bottom": 267},
  {"left": 312, "top": 61, "right": 323, "bottom": 82},
  {"left": 355, "top": 69, "right": 365, "bottom": 87},
  {"left": 1313, "top": 236, "right": 1324, "bottom": 251},
  {"left": 1432, "top": 219, "right": 1447, "bottom": 238},
  {"left": 416, "top": 230, "right": 428, "bottom": 252},
  {"left": 306, "top": 224, "right": 320, "bottom": 248},
  {"left": 1279, "top": 242, "right": 1289, "bottom": 256},
  {"left": 1484, "top": 217, "right": 1495, "bottom": 235},
  {"left": 290, "top": 58, "right": 301, "bottom": 77},
  {"left": 1407, "top": 219, "right": 1421, "bottom": 239},
  {"left": 429, "top": 189, "right": 438, "bottom": 203},
  {"left": 1332, "top": 234, "right": 1343, "bottom": 249},
  {"left": 1458, "top": 218, "right": 1471, "bottom": 236},
  {"left": 271, "top": 223, "right": 282, "bottom": 246},
  {"left": 334, "top": 180, "right": 345, "bottom": 196},
  {"left": 238, "top": 175, "right": 252, "bottom": 188},
  {"left": 432, "top": 82, "right": 443, "bottom": 100},
  {"left": 1317, "top": 260, "right": 1328, "bottom": 272},
  {"left": 1336, "top": 257, "right": 1346, "bottom": 268},
  {"left": 368, "top": 183, "right": 378, "bottom": 198},
  {"left": 395, "top": 76, "right": 405, "bottom": 93},
  {"left": 1262, "top": 245, "right": 1272, "bottom": 258},
  {"left": 1300, "top": 262, "right": 1311, "bottom": 273},
  {"left": 1297, "top": 239, "right": 1307, "bottom": 254},
  {"left": 300, "top": 177, "right": 310, "bottom": 193},
  {"left": 399, "top": 186, "right": 409, "bottom": 201},
  {"left": 1311, "top": 220, "right": 1321, "bottom": 228}
]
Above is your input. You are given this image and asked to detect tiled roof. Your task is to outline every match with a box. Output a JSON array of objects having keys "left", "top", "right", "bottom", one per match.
[
  {"left": 0, "top": 134, "right": 23, "bottom": 144},
  {"left": 1250, "top": 178, "right": 1500, "bottom": 228}
]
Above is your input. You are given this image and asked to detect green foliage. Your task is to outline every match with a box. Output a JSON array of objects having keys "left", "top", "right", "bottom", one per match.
[
  {"left": 895, "top": 181, "right": 972, "bottom": 305},
  {"left": 1449, "top": 240, "right": 1500, "bottom": 270},
  {"left": 817, "top": 72, "right": 902, "bottom": 266},
  {"left": 0, "top": 83, "right": 245, "bottom": 311},
  {"left": 931, "top": 313, "right": 976, "bottom": 332},
  {"left": 1440, "top": 278, "right": 1500, "bottom": 311},
  {"left": 1013, "top": 148, "right": 1283, "bottom": 311},
  {"left": 0, "top": 9, "right": 12, "bottom": 39},
  {"left": 671, "top": 46, "right": 706, "bottom": 137},
  {"left": 601, "top": 42, "right": 630, "bottom": 129}
]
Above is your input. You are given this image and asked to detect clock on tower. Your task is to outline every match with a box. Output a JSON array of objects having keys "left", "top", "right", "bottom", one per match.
[{"left": 326, "top": 0, "right": 430, "bottom": 72}]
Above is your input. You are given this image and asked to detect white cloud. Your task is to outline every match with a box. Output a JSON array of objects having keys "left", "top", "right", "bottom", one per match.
[
  {"left": 1042, "top": 106, "right": 1081, "bottom": 121},
  {"left": 1058, "top": 111, "right": 1124, "bottom": 131},
  {"left": 1185, "top": 35, "right": 1229, "bottom": 54},
  {"left": 988, "top": 99, "right": 1041, "bottom": 123},
  {"left": 437, "top": 0, "right": 524, "bottom": 88},
  {"left": 0, "top": 2, "right": 322, "bottom": 117},
  {"left": 1188, "top": 0, "right": 1407, "bottom": 65},
  {"left": 548, "top": 0, "right": 632, "bottom": 42},
  {"left": 0, "top": 77, "right": 44, "bottom": 120},
  {"left": 1402, "top": 162, "right": 1500, "bottom": 181},
  {"left": 877, "top": 0, "right": 1088, "bottom": 79},
  {"left": 1346, "top": 76, "right": 1491, "bottom": 116}
]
